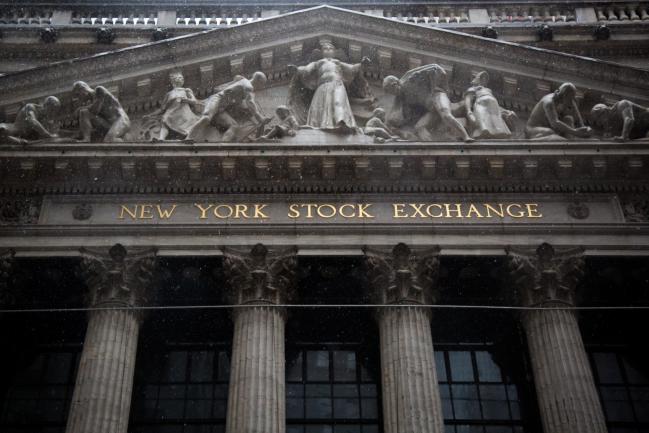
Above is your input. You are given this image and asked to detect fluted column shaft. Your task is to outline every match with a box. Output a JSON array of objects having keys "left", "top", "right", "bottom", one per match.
[
  {"left": 522, "top": 308, "right": 608, "bottom": 433},
  {"left": 507, "top": 243, "right": 607, "bottom": 433},
  {"left": 226, "top": 306, "right": 286, "bottom": 433},
  {"left": 65, "top": 244, "right": 156, "bottom": 433},
  {"left": 65, "top": 308, "right": 140, "bottom": 433},
  {"left": 222, "top": 244, "right": 297, "bottom": 433},
  {"left": 378, "top": 306, "right": 444, "bottom": 433}
]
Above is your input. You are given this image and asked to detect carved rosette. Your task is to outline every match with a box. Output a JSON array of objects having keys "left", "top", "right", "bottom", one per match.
[
  {"left": 78, "top": 244, "right": 157, "bottom": 309},
  {"left": 0, "top": 249, "right": 15, "bottom": 307},
  {"left": 222, "top": 243, "right": 298, "bottom": 306},
  {"left": 506, "top": 243, "right": 585, "bottom": 307},
  {"left": 0, "top": 197, "right": 41, "bottom": 225},
  {"left": 363, "top": 243, "right": 441, "bottom": 305}
]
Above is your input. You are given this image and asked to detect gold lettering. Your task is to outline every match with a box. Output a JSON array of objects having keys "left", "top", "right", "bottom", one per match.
[
  {"left": 483, "top": 203, "right": 505, "bottom": 218},
  {"left": 287, "top": 204, "right": 300, "bottom": 219},
  {"left": 317, "top": 204, "right": 337, "bottom": 218},
  {"left": 526, "top": 203, "right": 542, "bottom": 218},
  {"left": 139, "top": 204, "right": 154, "bottom": 219},
  {"left": 339, "top": 204, "right": 356, "bottom": 218},
  {"left": 214, "top": 205, "right": 234, "bottom": 219},
  {"left": 234, "top": 204, "right": 250, "bottom": 219},
  {"left": 358, "top": 204, "right": 374, "bottom": 218},
  {"left": 426, "top": 204, "right": 444, "bottom": 218},
  {"left": 506, "top": 203, "right": 525, "bottom": 218},
  {"left": 194, "top": 203, "right": 214, "bottom": 219},
  {"left": 409, "top": 203, "right": 427, "bottom": 218},
  {"left": 444, "top": 203, "right": 463, "bottom": 218},
  {"left": 393, "top": 204, "right": 407, "bottom": 218},
  {"left": 304, "top": 204, "right": 317, "bottom": 219},
  {"left": 119, "top": 205, "right": 138, "bottom": 220},
  {"left": 156, "top": 204, "right": 177, "bottom": 219},
  {"left": 254, "top": 204, "right": 269, "bottom": 219},
  {"left": 466, "top": 204, "right": 484, "bottom": 218}
]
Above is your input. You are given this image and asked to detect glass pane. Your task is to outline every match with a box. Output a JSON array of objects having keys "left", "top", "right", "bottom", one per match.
[
  {"left": 449, "top": 351, "right": 474, "bottom": 382},
  {"left": 440, "top": 383, "right": 454, "bottom": 419},
  {"left": 455, "top": 425, "right": 484, "bottom": 433},
  {"left": 44, "top": 353, "right": 73, "bottom": 384},
  {"left": 16, "top": 354, "right": 46, "bottom": 384},
  {"left": 187, "top": 384, "right": 212, "bottom": 399},
  {"left": 287, "top": 426, "right": 304, "bottom": 433},
  {"left": 307, "top": 351, "right": 330, "bottom": 381},
  {"left": 479, "top": 384, "right": 510, "bottom": 420},
  {"left": 306, "top": 384, "right": 331, "bottom": 397},
  {"left": 630, "top": 386, "right": 649, "bottom": 422},
  {"left": 361, "top": 397, "right": 378, "bottom": 419},
  {"left": 435, "top": 351, "right": 448, "bottom": 382},
  {"left": 333, "top": 397, "right": 360, "bottom": 418},
  {"left": 163, "top": 351, "right": 188, "bottom": 382},
  {"left": 475, "top": 351, "right": 502, "bottom": 383},
  {"left": 185, "top": 399, "right": 212, "bottom": 419},
  {"left": 360, "top": 384, "right": 377, "bottom": 397},
  {"left": 333, "top": 351, "right": 356, "bottom": 382},
  {"left": 593, "top": 353, "right": 623, "bottom": 384},
  {"left": 451, "top": 384, "right": 481, "bottom": 419},
  {"left": 623, "top": 358, "right": 649, "bottom": 385},
  {"left": 189, "top": 351, "right": 214, "bottom": 382},
  {"left": 601, "top": 386, "right": 634, "bottom": 422},
  {"left": 306, "top": 398, "right": 332, "bottom": 418},
  {"left": 217, "top": 351, "right": 230, "bottom": 382},
  {"left": 333, "top": 384, "right": 358, "bottom": 397},
  {"left": 287, "top": 352, "right": 303, "bottom": 382},
  {"left": 287, "top": 397, "right": 305, "bottom": 419},
  {"left": 305, "top": 426, "right": 332, "bottom": 433},
  {"left": 213, "top": 399, "right": 227, "bottom": 418},
  {"left": 362, "top": 426, "right": 379, "bottom": 433},
  {"left": 334, "top": 426, "right": 361, "bottom": 433}
]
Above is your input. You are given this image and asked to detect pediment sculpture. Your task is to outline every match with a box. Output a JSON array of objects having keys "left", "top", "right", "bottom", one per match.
[{"left": 2, "top": 59, "right": 649, "bottom": 145}]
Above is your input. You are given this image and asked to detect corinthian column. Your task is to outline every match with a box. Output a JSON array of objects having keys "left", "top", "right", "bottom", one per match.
[
  {"left": 364, "top": 243, "right": 445, "bottom": 433},
  {"left": 507, "top": 243, "right": 607, "bottom": 433},
  {"left": 222, "top": 243, "right": 297, "bottom": 433},
  {"left": 66, "top": 244, "right": 156, "bottom": 433}
]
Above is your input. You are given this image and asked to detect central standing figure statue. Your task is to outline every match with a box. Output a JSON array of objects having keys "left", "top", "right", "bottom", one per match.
[{"left": 287, "top": 41, "right": 372, "bottom": 133}]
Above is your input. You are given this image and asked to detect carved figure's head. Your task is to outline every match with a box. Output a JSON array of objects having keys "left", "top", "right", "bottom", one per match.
[
  {"left": 275, "top": 105, "right": 291, "bottom": 119},
  {"left": 371, "top": 107, "right": 386, "bottom": 121},
  {"left": 321, "top": 41, "right": 335, "bottom": 59},
  {"left": 536, "top": 242, "right": 555, "bottom": 266},
  {"left": 382, "top": 75, "right": 400, "bottom": 95},
  {"left": 250, "top": 71, "right": 267, "bottom": 90},
  {"left": 43, "top": 96, "right": 61, "bottom": 115},
  {"left": 554, "top": 82, "right": 577, "bottom": 102},
  {"left": 590, "top": 103, "right": 609, "bottom": 126},
  {"left": 72, "top": 81, "right": 94, "bottom": 100},
  {"left": 472, "top": 71, "right": 489, "bottom": 86},
  {"left": 169, "top": 70, "right": 184, "bottom": 88}
]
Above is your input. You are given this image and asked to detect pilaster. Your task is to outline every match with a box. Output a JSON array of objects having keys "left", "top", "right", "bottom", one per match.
[
  {"left": 506, "top": 243, "right": 607, "bottom": 433},
  {"left": 65, "top": 244, "right": 156, "bottom": 433},
  {"left": 222, "top": 243, "right": 297, "bottom": 433},
  {"left": 364, "top": 243, "right": 445, "bottom": 433}
]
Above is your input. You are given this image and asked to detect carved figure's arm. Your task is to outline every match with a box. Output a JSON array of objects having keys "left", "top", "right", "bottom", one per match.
[
  {"left": 618, "top": 100, "right": 635, "bottom": 141},
  {"left": 24, "top": 106, "right": 55, "bottom": 138}
]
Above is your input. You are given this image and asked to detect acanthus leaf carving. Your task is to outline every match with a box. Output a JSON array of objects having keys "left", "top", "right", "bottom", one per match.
[
  {"left": 363, "top": 243, "right": 440, "bottom": 305},
  {"left": 78, "top": 243, "right": 157, "bottom": 308},
  {"left": 222, "top": 243, "right": 298, "bottom": 305},
  {"left": 0, "top": 196, "right": 41, "bottom": 225},
  {"left": 506, "top": 243, "right": 585, "bottom": 307}
]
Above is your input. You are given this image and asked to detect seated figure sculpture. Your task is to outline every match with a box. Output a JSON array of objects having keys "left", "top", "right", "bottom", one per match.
[
  {"left": 590, "top": 99, "right": 649, "bottom": 141},
  {"left": 363, "top": 108, "right": 400, "bottom": 142},
  {"left": 261, "top": 106, "right": 299, "bottom": 140},
  {"left": 143, "top": 70, "right": 200, "bottom": 141},
  {"left": 383, "top": 64, "right": 473, "bottom": 142},
  {"left": 525, "top": 82, "right": 592, "bottom": 140},
  {"left": 463, "top": 71, "right": 516, "bottom": 139},
  {"left": 186, "top": 72, "right": 271, "bottom": 142},
  {"left": 0, "top": 96, "right": 61, "bottom": 144},
  {"left": 73, "top": 81, "right": 131, "bottom": 142}
]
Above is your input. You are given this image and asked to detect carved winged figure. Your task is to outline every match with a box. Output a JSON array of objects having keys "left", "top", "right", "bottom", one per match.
[
  {"left": 363, "top": 243, "right": 440, "bottom": 304},
  {"left": 79, "top": 244, "right": 156, "bottom": 307},
  {"left": 222, "top": 244, "right": 297, "bottom": 304},
  {"left": 507, "top": 243, "right": 585, "bottom": 306}
]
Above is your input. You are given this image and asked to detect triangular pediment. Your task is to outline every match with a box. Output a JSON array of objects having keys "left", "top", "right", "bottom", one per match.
[{"left": 0, "top": 5, "right": 648, "bottom": 125}]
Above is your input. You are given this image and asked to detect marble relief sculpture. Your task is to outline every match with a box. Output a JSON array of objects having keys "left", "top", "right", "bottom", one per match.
[
  {"left": 382, "top": 64, "right": 474, "bottom": 142},
  {"left": 260, "top": 105, "right": 299, "bottom": 140},
  {"left": 186, "top": 72, "right": 271, "bottom": 142},
  {"left": 0, "top": 96, "right": 61, "bottom": 144},
  {"left": 72, "top": 81, "right": 131, "bottom": 142},
  {"left": 590, "top": 99, "right": 649, "bottom": 141},
  {"left": 287, "top": 41, "right": 372, "bottom": 133},
  {"left": 142, "top": 71, "right": 200, "bottom": 141},
  {"left": 525, "top": 82, "right": 592, "bottom": 140},
  {"left": 463, "top": 71, "right": 516, "bottom": 139},
  {"left": 363, "top": 108, "right": 400, "bottom": 142}
]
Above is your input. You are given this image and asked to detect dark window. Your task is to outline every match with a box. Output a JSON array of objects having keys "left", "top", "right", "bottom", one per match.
[
  {"left": 436, "top": 347, "right": 526, "bottom": 433},
  {"left": 130, "top": 346, "right": 230, "bottom": 433},
  {"left": 589, "top": 350, "right": 649, "bottom": 432},
  {"left": 0, "top": 348, "right": 80, "bottom": 433},
  {"left": 286, "top": 346, "right": 380, "bottom": 433}
]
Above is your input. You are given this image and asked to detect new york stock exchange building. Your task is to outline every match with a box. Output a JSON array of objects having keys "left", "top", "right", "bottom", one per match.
[{"left": 1, "top": 1, "right": 649, "bottom": 433}]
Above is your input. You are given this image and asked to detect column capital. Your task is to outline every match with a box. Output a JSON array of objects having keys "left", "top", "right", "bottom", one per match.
[
  {"left": 364, "top": 243, "right": 441, "bottom": 305},
  {"left": 0, "top": 249, "right": 15, "bottom": 307},
  {"left": 506, "top": 243, "right": 585, "bottom": 307},
  {"left": 222, "top": 243, "right": 298, "bottom": 305},
  {"left": 79, "top": 244, "right": 157, "bottom": 308}
]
